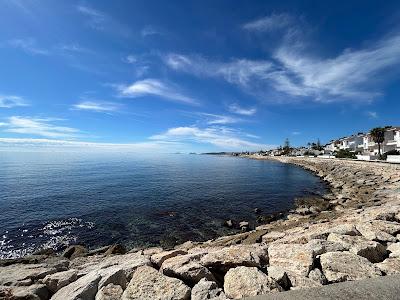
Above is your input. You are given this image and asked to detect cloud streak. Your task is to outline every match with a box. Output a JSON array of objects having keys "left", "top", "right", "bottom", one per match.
[
  {"left": 72, "top": 101, "right": 121, "bottom": 113},
  {"left": 7, "top": 38, "right": 49, "bottom": 55},
  {"left": 1, "top": 116, "right": 80, "bottom": 139},
  {"left": 116, "top": 79, "right": 199, "bottom": 105},
  {"left": 150, "top": 126, "right": 270, "bottom": 150},
  {"left": 228, "top": 104, "right": 257, "bottom": 116},
  {"left": 242, "top": 13, "right": 293, "bottom": 32},
  {"left": 0, "top": 95, "right": 29, "bottom": 108}
]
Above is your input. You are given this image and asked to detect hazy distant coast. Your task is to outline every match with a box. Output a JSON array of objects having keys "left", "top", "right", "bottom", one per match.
[{"left": 1, "top": 157, "right": 400, "bottom": 299}]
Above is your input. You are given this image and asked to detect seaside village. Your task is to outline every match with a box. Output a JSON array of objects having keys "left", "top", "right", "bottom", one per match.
[{"left": 239, "top": 126, "right": 400, "bottom": 163}]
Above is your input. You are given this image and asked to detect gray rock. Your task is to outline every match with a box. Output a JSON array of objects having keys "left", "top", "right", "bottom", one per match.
[
  {"left": 262, "top": 231, "right": 286, "bottom": 243},
  {"left": 43, "top": 269, "right": 78, "bottom": 293},
  {"left": 319, "top": 251, "right": 382, "bottom": 283},
  {"left": 150, "top": 249, "right": 186, "bottom": 267},
  {"left": 191, "top": 278, "right": 226, "bottom": 300},
  {"left": 51, "top": 271, "right": 101, "bottom": 300},
  {"left": 268, "top": 243, "right": 315, "bottom": 276},
  {"left": 121, "top": 266, "right": 190, "bottom": 300},
  {"left": 356, "top": 223, "right": 397, "bottom": 243},
  {"left": 306, "top": 239, "right": 346, "bottom": 255},
  {"left": 224, "top": 266, "right": 282, "bottom": 299},
  {"left": 0, "top": 263, "right": 59, "bottom": 286},
  {"left": 161, "top": 253, "right": 215, "bottom": 285},
  {"left": 327, "top": 224, "right": 360, "bottom": 236},
  {"left": 95, "top": 283, "right": 123, "bottom": 300},
  {"left": 104, "top": 244, "right": 126, "bottom": 256}
]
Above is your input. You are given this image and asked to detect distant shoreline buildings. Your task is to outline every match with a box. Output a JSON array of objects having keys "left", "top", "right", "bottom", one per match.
[{"left": 231, "top": 126, "right": 400, "bottom": 162}]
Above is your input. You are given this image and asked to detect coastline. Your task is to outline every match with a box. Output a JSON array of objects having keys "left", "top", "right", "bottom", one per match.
[{"left": 1, "top": 157, "right": 400, "bottom": 299}]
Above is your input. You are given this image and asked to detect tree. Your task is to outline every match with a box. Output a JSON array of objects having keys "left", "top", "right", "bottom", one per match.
[
  {"left": 370, "top": 127, "right": 385, "bottom": 159},
  {"left": 283, "top": 138, "right": 290, "bottom": 155}
]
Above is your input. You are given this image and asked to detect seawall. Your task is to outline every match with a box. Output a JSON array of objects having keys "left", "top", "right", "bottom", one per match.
[{"left": 1, "top": 157, "right": 400, "bottom": 300}]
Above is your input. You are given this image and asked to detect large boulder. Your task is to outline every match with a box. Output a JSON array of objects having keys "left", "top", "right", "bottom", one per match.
[
  {"left": 121, "top": 266, "right": 190, "bottom": 300},
  {"left": 51, "top": 271, "right": 101, "bottom": 300},
  {"left": 319, "top": 251, "right": 382, "bottom": 283},
  {"left": 356, "top": 223, "right": 397, "bottom": 243},
  {"left": 191, "top": 278, "right": 226, "bottom": 300},
  {"left": 224, "top": 266, "right": 282, "bottom": 299},
  {"left": 150, "top": 250, "right": 186, "bottom": 267},
  {"left": 161, "top": 253, "right": 215, "bottom": 285},
  {"left": 268, "top": 243, "right": 315, "bottom": 276},
  {"left": 0, "top": 284, "right": 49, "bottom": 300},
  {"left": 327, "top": 233, "right": 387, "bottom": 263},
  {"left": 95, "top": 283, "right": 124, "bottom": 300},
  {"left": 43, "top": 269, "right": 78, "bottom": 293},
  {"left": 0, "top": 263, "right": 60, "bottom": 286},
  {"left": 200, "top": 245, "right": 268, "bottom": 272},
  {"left": 306, "top": 239, "right": 346, "bottom": 256}
]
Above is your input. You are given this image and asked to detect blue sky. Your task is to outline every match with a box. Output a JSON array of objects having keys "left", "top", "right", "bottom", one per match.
[{"left": 0, "top": 0, "right": 399, "bottom": 152}]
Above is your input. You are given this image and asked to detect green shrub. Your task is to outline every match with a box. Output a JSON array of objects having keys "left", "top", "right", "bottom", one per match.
[{"left": 335, "top": 149, "right": 356, "bottom": 159}]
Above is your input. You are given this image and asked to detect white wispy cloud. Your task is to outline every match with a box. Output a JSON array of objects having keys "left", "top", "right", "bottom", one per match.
[
  {"left": 141, "top": 26, "right": 162, "bottom": 37},
  {"left": 165, "top": 29, "right": 400, "bottom": 103},
  {"left": 7, "top": 38, "right": 49, "bottom": 55},
  {"left": 366, "top": 111, "right": 378, "bottom": 119},
  {"left": 242, "top": 13, "right": 292, "bottom": 32},
  {"left": 150, "top": 126, "right": 271, "bottom": 150},
  {"left": 72, "top": 101, "right": 121, "bottom": 113},
  {"left": 228, "top": 103, "right": 257, "bottom": 116},
  {"left": 200, "top": 113, "right": 241, "bottom": 125},
  {"left": 1, "top": 116, "right": 80, "bottom": 139},
  {"left": 116, "top": 79, "right": 199, "bottom": 105},
  {"left": 0, "top": 95, "right": 29, "bottom": 108},
  {"left": 76, "top": 5, "right": 106, "bottom": 30}
]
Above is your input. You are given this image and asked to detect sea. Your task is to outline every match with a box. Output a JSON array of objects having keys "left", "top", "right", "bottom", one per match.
[{"left": 0, "top": 152, "right": 327, "bottom": 258}]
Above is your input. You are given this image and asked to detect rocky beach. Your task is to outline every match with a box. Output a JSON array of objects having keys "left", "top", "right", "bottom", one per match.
[{"left": 1, "top": 157, "right": 400, "bottom": 300}]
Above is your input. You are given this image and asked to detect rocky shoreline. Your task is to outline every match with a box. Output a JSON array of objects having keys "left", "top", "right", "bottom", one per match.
[{"left": 1, "top": 157, "right": 400, "bottom": 300}]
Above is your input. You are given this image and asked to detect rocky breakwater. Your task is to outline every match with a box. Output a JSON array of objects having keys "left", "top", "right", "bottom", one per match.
[{"left": 1, "top": 157, "right": 400, "bottom": 300}]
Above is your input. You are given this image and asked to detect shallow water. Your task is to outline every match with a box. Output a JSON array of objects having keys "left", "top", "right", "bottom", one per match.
[{"left": 0, "top": 152, "right": 327, "bottom": 258}]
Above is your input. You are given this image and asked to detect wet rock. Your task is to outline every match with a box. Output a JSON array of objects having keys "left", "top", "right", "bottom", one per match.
[
  {"left": 104, "top": 244, "right": 126, "bottom": 256},
  {"left": 52, "top": 271, "right": 101, "bottom": 300},
  {"left": 223, "top": 220, "right": 234, "bottom": 228},
  {"left": 43, "top": 269, "right": 78, "bottom": 293},
  {"left": 200, "top": 245, "right": 268, "bottom": 272},
  {"left": 268, "top": 243, "right": 315, "bottom": 276},
  {"left": 121, "top": 266, "right": 190, "bottom": 300},
  {"left": 254, "top": 208, "right": 261, "bottom": 214},
  {"left": 376, "top": 258, "right": 400, "bottom": 275},
  {"left": 150, "top": 249, "right": 186, "bottom": 267},
  {"left": 239, "top": 221, "right": 249, "bottom": 232},
  {"left": 319, "top": 251, "right": 382, "bottom": 283},
  {"left": 161, "top": 253, "right": 215, "bottom": 285},
  {"left": 191, "top": 278, "right": 226, "bottom": 300},
  {"left": 62, "top": 245, "right": 88, "bottom": 260},
  {"left": 224, "top": 266, "right": 282, "bottom": 299},
  {"left": 96, "top": 283, "right": 123, "bottom": 300}
]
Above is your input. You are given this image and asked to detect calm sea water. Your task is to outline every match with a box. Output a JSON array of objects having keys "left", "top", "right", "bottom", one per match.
[{"left": 0, "top": 152, "right": 327, "bottom": 258}]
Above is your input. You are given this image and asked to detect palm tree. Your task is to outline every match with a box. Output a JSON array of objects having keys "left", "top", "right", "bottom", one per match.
[{"left": 370, "top": 127, "right": 385, "bottom": 159}]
